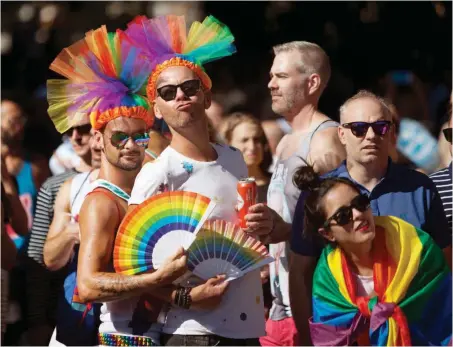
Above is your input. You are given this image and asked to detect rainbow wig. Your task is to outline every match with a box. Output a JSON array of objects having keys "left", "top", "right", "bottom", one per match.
[
  {"left": 123, "top": 15, "right": 236, "bottom": 101},
  {"left": 47, "top": 25, "right": 154, "bottom": 133}
]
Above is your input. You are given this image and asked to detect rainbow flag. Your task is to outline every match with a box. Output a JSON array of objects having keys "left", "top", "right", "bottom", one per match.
[{"left": 310, "top": 216, "right": 452, "bottom": 346}]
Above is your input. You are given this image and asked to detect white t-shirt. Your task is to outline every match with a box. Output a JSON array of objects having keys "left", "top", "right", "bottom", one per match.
[
  {"left": 352, "top": 273, "right": 374, "bottom": 297},
  {"left": 129, "top": 143, "right": 266, "bottom": 339}
]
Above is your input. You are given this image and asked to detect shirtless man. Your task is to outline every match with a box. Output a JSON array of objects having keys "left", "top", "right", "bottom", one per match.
[{"left": 244, "top": 41, "right": 346, "bottom": 346}]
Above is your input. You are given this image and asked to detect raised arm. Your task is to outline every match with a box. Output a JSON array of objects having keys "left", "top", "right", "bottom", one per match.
[
  {"left": 43, "top": 178, "right": 79, "bottom": 271},
  {"left": 76, "top": 194, "right": 187, "bottom": 303}
]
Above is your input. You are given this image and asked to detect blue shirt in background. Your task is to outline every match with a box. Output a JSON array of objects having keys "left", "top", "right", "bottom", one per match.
[{"left": 291, "top": 159, "right": 452, "bottom": 257}]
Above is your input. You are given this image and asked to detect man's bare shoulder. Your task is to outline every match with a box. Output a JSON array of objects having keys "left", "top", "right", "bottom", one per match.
[
  {"left": 309, "top": 125, "right": 345, "bottom": 174},
  {"left": 59, "top": 176, "right": 74, "bottom": 191},
  {"left": 81, "top": 190, "right": 121, "bottom": 218},
  {"left": 312, "top": 124, "right": 340, "bottom": 143}
]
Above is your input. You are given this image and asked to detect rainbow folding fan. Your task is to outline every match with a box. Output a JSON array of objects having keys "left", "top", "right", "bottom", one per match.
[
  {"left": 187, "top": 220, "right": 274, "bottom": 281},
  {"left": 113, "top": 191, "right": 216, "bottom": 275}
]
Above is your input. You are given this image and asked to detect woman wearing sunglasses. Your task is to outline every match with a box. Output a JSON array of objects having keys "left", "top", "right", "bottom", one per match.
[{"left": 292, "top": 165, "right": 452, "bottom": 346}]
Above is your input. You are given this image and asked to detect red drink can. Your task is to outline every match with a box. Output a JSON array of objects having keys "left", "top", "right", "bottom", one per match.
[{"left": 237, "top": 178, "right": 257, "bottom": 229}]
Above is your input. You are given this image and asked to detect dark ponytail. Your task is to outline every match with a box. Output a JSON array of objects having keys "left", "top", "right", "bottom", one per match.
[
  {"left": 293, "top": 165, "right": 361, "bottom": 240},
  {"left": 293, "top": 165, "right": 322, "bottom": 192}
]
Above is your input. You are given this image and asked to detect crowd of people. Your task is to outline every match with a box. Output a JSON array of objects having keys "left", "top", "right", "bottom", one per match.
[{"left": 1, "top": 9, "right": 452, "bottom": 347}]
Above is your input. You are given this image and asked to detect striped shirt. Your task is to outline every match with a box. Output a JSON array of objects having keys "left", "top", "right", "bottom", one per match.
[
  {"left": 430, "top": 163, "right": 452, "bottom": 234},
  {"left": 25, "top": 169, "right": 77, "bottom": 326}
]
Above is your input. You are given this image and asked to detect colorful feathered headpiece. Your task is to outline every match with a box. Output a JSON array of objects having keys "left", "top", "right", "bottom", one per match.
[
  {"left": 124, "top": 15, "right": 236, "bottom": 101},
  {"left": 47, "top": 25, "right": 154, "bottom": 133}
]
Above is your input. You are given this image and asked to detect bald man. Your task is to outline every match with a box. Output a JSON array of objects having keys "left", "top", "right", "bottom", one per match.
[{"left": 290, "top": 90, "right": 452, "bottom": 342}]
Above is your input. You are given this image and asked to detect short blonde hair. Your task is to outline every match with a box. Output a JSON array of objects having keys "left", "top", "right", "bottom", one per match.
[
  {"left": 273, "top": 41, "right": 331, "bottom": 92},
  {"left": 339, "top": 90, "right": 392, "bottom": 123}
]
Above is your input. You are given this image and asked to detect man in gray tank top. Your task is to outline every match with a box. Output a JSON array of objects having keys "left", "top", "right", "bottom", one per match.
[{"left": 243, "top": 41, "right": 346, "bottom": 346}]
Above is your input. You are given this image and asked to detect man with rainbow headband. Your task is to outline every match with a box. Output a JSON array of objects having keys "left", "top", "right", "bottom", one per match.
[
  {"left": 123, "top": 15, "right": 265, "bottom": 346},
  {"left": 46, "top": 25, "right": 189, "bottom": 346}
]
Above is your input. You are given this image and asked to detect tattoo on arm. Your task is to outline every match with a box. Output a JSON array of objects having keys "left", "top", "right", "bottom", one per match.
[{"left": 91, "top": 272, "right": 145, "bottom": 299}]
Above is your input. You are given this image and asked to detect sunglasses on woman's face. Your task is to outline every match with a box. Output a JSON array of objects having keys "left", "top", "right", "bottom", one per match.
[
  {"left": 443, "top": 128, "right": 452, "bottom": 143},
  {"left": 323, "top": 194, "right": 370, "bottom": 229},
  {"left": 342, "top": 121, "right": 392, "bottom": 138},
  {"left": 156, "top": 79, "right": 201, "bottom": 102},
  {"left": 110, "top": 132, "right": 149, "bottom": 149}
]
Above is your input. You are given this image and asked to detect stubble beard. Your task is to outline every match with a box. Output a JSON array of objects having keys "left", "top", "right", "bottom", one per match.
[
  {"left": 168, "top": 110, "right": 199, "bottom": 130},
  {"left": 116, "top": 158, "right": 142, "bottom": 171},
  {"left": 271, "top": 91, "right": 300, "bottom": 116},
  {"left": 104, "top": 151, "right": 142, "bottom": 171}
]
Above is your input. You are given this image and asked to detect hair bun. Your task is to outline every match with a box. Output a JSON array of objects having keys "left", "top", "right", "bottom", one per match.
[{"left": 293, "top": 165, "right": 321, "bottom": 191}]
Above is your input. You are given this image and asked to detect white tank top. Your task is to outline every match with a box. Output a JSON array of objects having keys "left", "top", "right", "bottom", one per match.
[
  {"left": 69, "top": 170, "right": 99, "bottom": 221},
  {"left": 89, "top": 179, "right": 161, "bottom": 344}
]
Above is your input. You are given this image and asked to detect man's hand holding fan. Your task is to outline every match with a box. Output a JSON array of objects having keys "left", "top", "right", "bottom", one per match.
[{"left": 113, "top": 191, "right": 274, "bottom": 282}]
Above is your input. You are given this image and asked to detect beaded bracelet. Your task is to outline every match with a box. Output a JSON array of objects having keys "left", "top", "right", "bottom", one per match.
[{"left": 174, "top": 286, "right": 192, "bottom": 309}]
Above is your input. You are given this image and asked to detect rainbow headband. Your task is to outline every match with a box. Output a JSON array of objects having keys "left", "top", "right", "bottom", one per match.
[
  {"left": 124, "top": 15, "right": 236, "bottom": 101},
  {"left": 47, "top": 25, "right": 154, "bottom": 133}
]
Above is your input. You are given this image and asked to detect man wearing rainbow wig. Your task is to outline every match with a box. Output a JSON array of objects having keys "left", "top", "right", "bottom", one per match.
[
  {"left": 46, "top": 26, "right": 189, "bottom": 346},
  {"left": 123, "top": 15, "right": 265, "bottom": 346}
]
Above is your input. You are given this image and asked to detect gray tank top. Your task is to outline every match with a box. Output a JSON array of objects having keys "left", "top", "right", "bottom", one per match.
[{"left": 267, "top": 120, "right": 339, "bottom": 320}]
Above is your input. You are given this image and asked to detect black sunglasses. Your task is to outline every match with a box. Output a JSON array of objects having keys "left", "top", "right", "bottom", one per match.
[
  {"left": 323, "top": 194, "right": 370, "bottom": 229},
  {"left": 66, "top": 123, "right": 92, "bottom": 137},
  {"left": 110, "top": 132, "right": 150, "bottom": 149},
  {"left": 342, "top": 121, "right": 392, "bottom": 137},
  {"left": 156, "top": 79, "right": 201, "bottom": 102},
  {"left": 443, "top": 128, "right": 452, "bottom": 143}
]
